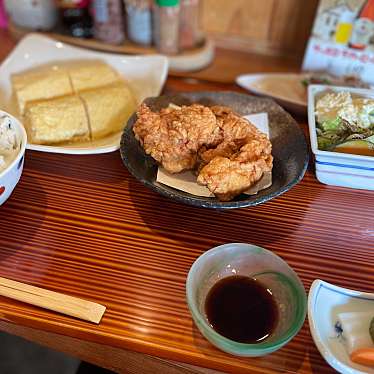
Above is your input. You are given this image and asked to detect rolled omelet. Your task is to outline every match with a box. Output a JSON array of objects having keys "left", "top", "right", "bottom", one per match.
[
  {"left": 12, "top": 67, "right": 73, "bottom": 115},
  {"left": 80, "top": 82, "right": 137, "bottom": 140},
  {"left": 67, "top": 60, "right": 119, "bottom": 92},
  {"left": 12, "top": 60, "right": 120, "bottom": 115},
  {"left": 24, "top": 95, "right": 90, "bottom": 145},
  {"left": 17, "top": 60, "right": 137, "bottom": 145}
]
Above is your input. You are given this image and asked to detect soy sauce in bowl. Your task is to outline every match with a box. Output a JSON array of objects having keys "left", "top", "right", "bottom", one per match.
[{"left": 205, "top": 275, "right": 278, "bottom": 344}]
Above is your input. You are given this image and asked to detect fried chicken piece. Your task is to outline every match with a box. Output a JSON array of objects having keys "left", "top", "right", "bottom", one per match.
[
  {"left": 198, "top": 105, "right": 268, "bottom": 166},
  {"left": 197, "top": 138, "right": 273, "bottom": 201},
  {"left": 211, "top": 105, "right": 258, "bottom": 140},
  {"left": 133, "top": 103, "right": 220, "bottom": 173},
  {"left": 210, "top": 105, "right": 232, "bottom": 116},
  {"left": 197, "top": 106, "right": 273, "bottom": 201}
]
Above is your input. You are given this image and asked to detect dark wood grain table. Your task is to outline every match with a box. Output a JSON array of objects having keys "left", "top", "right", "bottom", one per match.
[{"left": 0, "top": 29, "right": 373, "bottom": 374}]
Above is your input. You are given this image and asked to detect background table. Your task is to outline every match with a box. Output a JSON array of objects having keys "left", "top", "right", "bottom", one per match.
[{"left": 0, "top": 29, "right": 373, "bottom": 374}]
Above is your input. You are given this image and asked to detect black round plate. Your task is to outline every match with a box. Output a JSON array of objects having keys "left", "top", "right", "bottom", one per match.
[{"left": 120, "top": 91, "right": 309, "bottom": 209}]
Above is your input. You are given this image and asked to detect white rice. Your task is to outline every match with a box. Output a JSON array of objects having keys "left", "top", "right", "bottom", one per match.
[{"left": 0, "top": 115, "right": 18, "bottom": 173}]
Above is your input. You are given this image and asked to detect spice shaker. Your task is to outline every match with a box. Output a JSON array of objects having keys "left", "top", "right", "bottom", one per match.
[
  {"left": 92, "top": 0, "right": 125, "bottom": 45},
  {"left": 179, "top": 0, "right": 201, "bottom": 49},
  {"left": 153, "top": 0, "right": 180, "bottom": 55},
  {"left": 5, "top": 0, "right": 57, "bottom": 30},
  {"left": 56, "top": 0, "right": 93, "bottom": 38},
  {"left": 124, "top": 0, "right": 152, "bottom": 46}
]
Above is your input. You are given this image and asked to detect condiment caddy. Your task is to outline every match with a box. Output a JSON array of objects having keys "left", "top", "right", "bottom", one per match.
[{"left": 5, "top": 0, "right": 214, "bottom": 72}]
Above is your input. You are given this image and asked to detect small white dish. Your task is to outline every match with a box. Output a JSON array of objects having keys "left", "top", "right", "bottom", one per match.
[
  {"left": 308, "top": 279, "right": 374, "bottom": 374},
  {"left": 0, "top": 33, "right": 168, "bottom": 154},
  {"left": 236, "top": 73, "right": 308, "bottom": 115},
  {"left": 307, "top": 84, "right": 374, "bottom": 190},
  {"left": 0, "top": 110, "right": 27, "bottom": 206}
]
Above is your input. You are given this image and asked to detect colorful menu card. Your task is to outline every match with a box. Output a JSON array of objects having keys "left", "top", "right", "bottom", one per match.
[{"left": 303, "top": 0, "right": 374, "bottom": 83}]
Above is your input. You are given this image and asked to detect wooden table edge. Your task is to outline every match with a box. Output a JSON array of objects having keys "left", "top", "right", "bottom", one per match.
[{"left": 0, "top": 320, "right": 225, "bottom": 374}]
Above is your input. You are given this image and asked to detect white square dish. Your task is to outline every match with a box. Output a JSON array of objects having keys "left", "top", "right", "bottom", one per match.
[
  {"left": 307, "top": 84, "right": 374, "bottom": 190},
  {"left": 0, "top": 33, "right": 168, "bottom": 154}
]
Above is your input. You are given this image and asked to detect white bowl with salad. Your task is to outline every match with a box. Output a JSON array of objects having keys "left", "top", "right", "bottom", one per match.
[
  {"left": 0, "top": 110, "right": 27, "bottom": 206},
  {"left": 308, "top": 85, "right": 374, "bottom": 190}
]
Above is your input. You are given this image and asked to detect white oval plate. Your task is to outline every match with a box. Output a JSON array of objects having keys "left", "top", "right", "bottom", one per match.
[
  {"left": 0, "top": 33, "right": 169, "bottom": 154},
  {"left": 308, "top": 279, "right": 374, "bottom": 374},
  {"left": 236, "top": 73, "right": 308, "bottom": 115}
]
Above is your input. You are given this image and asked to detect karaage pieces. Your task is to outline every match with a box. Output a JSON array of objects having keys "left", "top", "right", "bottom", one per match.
[
  {"left": 133, "top": 103, "right": 220, "bottom": 173},
  {"left": 133, "top": 103, "right": 273, "bottom": 201},
  {"left": 197, "top": 139, "right": 273, "bottom": 201}
]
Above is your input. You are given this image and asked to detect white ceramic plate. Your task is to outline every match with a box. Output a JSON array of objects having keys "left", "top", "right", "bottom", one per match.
[
  {"left": 308, "top": 279, "right": 374, "bottom": 374},
  {"left": 236, "top": 73, "right": 308, "bottom": 115},
  {"left": 0, "top": 33, "right": 168, "bottom": 154}
]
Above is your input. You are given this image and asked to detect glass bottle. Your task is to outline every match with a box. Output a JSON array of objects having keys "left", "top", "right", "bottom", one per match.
[{"left": 56, "top": 0, "right": 93, "bottom": 38}]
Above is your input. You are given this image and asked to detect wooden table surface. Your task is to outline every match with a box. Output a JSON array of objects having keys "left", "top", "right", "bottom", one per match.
[{"left": 0, "top": 29, "right": 373, "bottom": 374}]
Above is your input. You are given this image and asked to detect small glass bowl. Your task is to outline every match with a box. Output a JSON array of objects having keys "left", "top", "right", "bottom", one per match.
[{"left": 186, "top": 243, "right": 307, "bottom": 357}]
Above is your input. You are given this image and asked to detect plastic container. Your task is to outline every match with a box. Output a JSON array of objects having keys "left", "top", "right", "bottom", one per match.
[
  {"left": 92, "top": 0, "right": 125, "bottom": 45},
  {"left": 124, "top": 0, "right": 152, "bottom": 46},
  {"left": 153, "top": 0, "right": 180, "bottom": 55}
]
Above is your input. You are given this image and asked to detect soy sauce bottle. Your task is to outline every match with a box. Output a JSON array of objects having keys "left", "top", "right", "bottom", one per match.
[{"left": 56, "top": 0, "right": 93, "bottom": 38}]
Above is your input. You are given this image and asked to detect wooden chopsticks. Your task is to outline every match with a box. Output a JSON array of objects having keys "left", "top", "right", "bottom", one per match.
[{"left": 0, "top": 277, "right": 106, "bottom": 324}]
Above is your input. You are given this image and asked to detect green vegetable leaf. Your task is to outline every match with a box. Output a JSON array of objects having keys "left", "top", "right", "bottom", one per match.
[
  {"left": 317, "top": 136, "right": 335, "bottom": 150},
  {"left": 370, "top": 317, "right": 374, "bottom": 344},
  {"left": 321, "top": 117, "right": 343, "bottom": 131}
]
